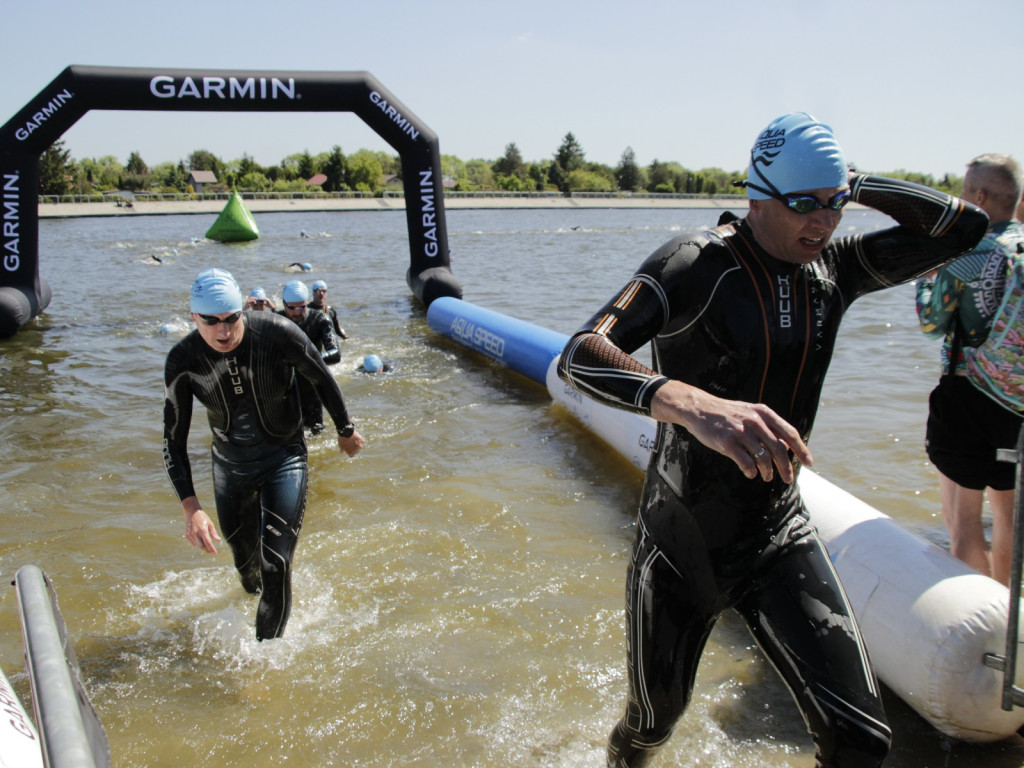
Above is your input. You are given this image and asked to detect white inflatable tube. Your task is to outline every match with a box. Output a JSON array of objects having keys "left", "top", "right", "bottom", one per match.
[
  {"left": 0, "top": 664, "right": 43, "bottom": 768},
  {"left": 545, "top": 355, "right": 1024, "bottom": 742},
  {"left": 15, "top": 565, "right": 110, "bottom": 768}
]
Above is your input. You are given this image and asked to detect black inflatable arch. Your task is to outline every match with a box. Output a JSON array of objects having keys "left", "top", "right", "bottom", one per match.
[{"left": 0, "top": 65, "right": 462, "bottom": 338}]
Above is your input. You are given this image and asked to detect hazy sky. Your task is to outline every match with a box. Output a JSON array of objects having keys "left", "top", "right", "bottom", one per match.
[{"left": 2, "top": 0, "right": 1019, "bottom": 178}]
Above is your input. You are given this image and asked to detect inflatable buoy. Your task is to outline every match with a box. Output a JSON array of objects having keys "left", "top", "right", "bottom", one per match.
[{"left": 205, "top": 192, "right": 259, "bottom": 242}]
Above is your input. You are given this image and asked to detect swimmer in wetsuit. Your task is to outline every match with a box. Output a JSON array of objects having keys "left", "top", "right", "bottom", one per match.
[
  {"left": 163, "top": 268, "right": 364, "bottom": 641},
  {"left": 557, "top": 113, "right": 988, "bottom": 768},
  {"left": 278, "top": 279, "right": 342, "bottom": 434}
]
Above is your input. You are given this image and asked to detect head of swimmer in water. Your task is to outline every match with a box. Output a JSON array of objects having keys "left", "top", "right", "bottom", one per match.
[
  {"left": 742, "top": 112, "right": 850, "bottom": 265},
  {"left": 190, "top": 268, "right": 245, "bottom": 353}
]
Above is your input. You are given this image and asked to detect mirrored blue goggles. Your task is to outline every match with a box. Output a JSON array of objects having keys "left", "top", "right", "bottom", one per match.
[
  {"left": 197, "top": 311, "right": 243, "bottom": 326},
  {"left": 746, "top": 182, "right": 851, "bottom": 214}
]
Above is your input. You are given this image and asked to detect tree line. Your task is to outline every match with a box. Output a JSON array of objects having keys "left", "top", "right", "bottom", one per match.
[{"left": 37, "top": 132, "right": 965, "bottom": 198}]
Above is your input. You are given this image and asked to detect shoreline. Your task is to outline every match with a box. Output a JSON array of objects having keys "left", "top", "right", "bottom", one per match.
[{"left": 37, "top": 195, "right": 751, "bottom": 218}]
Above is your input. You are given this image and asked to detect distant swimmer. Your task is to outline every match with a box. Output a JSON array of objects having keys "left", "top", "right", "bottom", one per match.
[
  {"left": 300, "top": 230, "right": 311, "bottom": 239},
  {"left": 286, "top": 262, "right": 313, "bottom": 273},
  {"left": 162, "top": 268, "right": 363, "bottom": 641},
  {"left": 144, "top": 254, "right": 165, "bottom": 265}
]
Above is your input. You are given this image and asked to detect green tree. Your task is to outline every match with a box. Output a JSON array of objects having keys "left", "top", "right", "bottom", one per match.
[
  {"left": 566, "top": 168, "right": 614, "bottom": 193},
  {"left": 39, "top": 140, "right": 76, "bottom": 195},
  {"left": 493, "top": 142, "right": 525, "bottom": 181},
  {"left": 615, "top": 147, "right": 642, "bottom": 192},
  {"left": 79, "top": 155, "right": 125, "bottom": 191},
  {"left": 322, "top": 145, "right": 347, "bottom": 192},
  {"left": 647, "top": 159, "right": 675, "bottom": 192},
  {"left": 238, "top": 171, "right": 273, "bottom": 192},
  {"left": 126, "top": 151, "right": 148, "bottom": 175},
  {"left": 297, "top": 150, "right": 317, "bottom": 181},
  {"left": 554, "top": 132, "right": 585, "bottom": 173},
  {"left": 464, "top": 159, "right": 495, "bottom": 190},
  {"left": 346, "top": 149, "right": 384, "bottom": 192},
  {"left": 187, "top": 149, "right": 224, "bottom": 178}
]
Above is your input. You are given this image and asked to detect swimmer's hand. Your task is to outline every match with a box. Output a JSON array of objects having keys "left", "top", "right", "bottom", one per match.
[
  {"left": 338, "top": 430, "right": 365, "bottom": 458},
  {"left": 181, "top": 496, "right": 222, "bottom": 554},
  {"left": 651, "top": 380, "right": 813, "bottom": 484}
]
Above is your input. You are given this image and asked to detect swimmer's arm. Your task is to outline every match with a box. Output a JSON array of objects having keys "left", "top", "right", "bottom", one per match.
[
  {"left": 651, "top": 380, "right": 812, "bottom": 484},
  {"left": 180, "top": 495, "right": 221, "bottom": 554}
]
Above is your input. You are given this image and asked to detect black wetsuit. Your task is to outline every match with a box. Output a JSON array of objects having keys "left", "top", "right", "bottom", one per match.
[
  {"left": 163, "top": 311, "right": 352, "bottom": 640},
  {"left": 558, "top": 174, "right": 988, "bottom": 768},
  {"left": 309, "top": 300, "right": 348, "bottom": 340},
  {"left": 277, "top": 308, "right": 342, "bottom": 434}
]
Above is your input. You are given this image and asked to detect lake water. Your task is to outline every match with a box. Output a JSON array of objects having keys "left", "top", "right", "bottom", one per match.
[{"left": 1, "top": 206, "right": 1023, "bottom": 767}]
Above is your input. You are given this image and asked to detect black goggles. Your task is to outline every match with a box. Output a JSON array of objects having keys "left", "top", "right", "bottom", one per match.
[
  {"left": 745, "top": 182, "right": 851, "bottom": 214},
  {"left": 197, "top": 311, "right": 243, "bottom": 326}
]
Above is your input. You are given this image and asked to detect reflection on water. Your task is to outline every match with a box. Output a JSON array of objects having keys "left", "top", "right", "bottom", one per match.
[{"left": 0, "top": 208, "right": 1021, "bottom": 766}]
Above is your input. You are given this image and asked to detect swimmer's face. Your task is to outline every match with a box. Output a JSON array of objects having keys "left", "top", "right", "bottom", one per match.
[
  {"left": 284, "top": 302, "right": 307, "bottom": 323},
  {"left": 747, "top": 185, "right": 847, "bottom": 264},
  {"left": 193, "top": 311, "right": 245, "bottom": 353}
]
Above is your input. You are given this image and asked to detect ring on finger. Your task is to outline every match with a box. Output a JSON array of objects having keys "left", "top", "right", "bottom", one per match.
[{"left": 754, "top": 446, "right": 767, "bottom": 458}]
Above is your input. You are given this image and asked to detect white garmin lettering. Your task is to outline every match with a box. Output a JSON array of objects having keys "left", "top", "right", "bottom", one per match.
[
  {"left": 150, "top": 75, "right": 298, "bottom": 101},
  {"left": 420, "top": 170, "right": 438, "bottom": 258},
  {"left": 14, "top": 89, "right": 73, "bottom": 141},
  {"left": 3, "top": 172, "right": 19, "bottom": 272},
  {"left": 368, "top": 91, "right": 420, "bottom": 141}
]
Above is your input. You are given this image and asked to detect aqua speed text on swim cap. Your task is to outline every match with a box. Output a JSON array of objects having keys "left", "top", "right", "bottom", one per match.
[
  {"left": 746, "top": 112, "right": 847, "bottom": 199},
  {"left": 363, "top": 354, "right": 383, "bottom": 372},
  {"left": 282, "top": 280, "right": 311, "bottom": 304},
  {"left": 191, "top": 268, "right": 243, "bottom": 314},
  {"left": 312, "top": 280, "right": 328, "bottom": 292}
]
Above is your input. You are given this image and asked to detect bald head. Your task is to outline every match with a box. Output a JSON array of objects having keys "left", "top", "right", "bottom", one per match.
[{"left": 964, "top": 154, "right": 1023, "bottom": 222}]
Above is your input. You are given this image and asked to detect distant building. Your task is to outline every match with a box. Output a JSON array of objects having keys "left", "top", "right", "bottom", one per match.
[{"left": 188, "top": 170, "right": 218, "bottom": 193}]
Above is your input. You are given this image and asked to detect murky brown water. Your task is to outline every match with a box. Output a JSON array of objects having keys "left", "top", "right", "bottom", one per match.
[{"left": 1, "top": 207, "right": 1021, "bottom": 766}]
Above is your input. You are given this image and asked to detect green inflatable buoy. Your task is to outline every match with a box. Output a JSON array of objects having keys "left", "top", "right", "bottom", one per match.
[{"left": 205, "top": 192, "right": 259, "bottom": 242}]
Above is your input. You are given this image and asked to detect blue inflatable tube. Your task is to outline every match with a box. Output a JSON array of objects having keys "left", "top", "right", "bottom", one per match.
[{"left": 426, "top": 297, "right": 568, "bottom": 385}]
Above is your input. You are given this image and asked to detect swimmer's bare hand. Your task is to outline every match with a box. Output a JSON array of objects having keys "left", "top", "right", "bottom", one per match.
[
  {"left": 651, "top": 380, "right": 813, "bottom": 484},
  {"left": 181, "top": 497, "right": 221, "bottom": 554},
  {"left": 338, "top": 430, "right": 364, "bottom": 458}
]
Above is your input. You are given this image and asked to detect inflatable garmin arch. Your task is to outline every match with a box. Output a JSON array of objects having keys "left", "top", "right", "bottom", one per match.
[{"left": 0, "top": 65, "right": 462, "bottom": 338}]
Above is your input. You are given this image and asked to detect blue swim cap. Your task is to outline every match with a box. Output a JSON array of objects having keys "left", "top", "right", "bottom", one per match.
[
  {"left": 282, "top": 280, "right": 311, "bottom": 304},
  {"left": 249, "top": 286, "right": 267, "bottom": 300},
  {"left": 302, "top": 263, "right": 312, "bottom": 271},
  {"left": 191, "top": 268, "right": 243, "bottom": 314},
  {"left": 746, "top": 112, "right": 847, "bottom": 199},
  {"left": 363, "top": 354, "right": 383, "bottom": 372},
  {"left": 312, "top": 280, "right": 328, "bottom": 292}
]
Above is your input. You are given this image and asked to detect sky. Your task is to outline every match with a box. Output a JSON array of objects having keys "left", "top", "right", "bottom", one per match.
[{"left": 2, "top": 0, "right": 1020, "bottom": 179}]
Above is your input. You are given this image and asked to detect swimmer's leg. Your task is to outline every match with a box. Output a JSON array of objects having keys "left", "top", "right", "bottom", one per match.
[
  {"left": 253, "top": 449, "right": 308, "bottom": 641},
  {"left": 735, "top": 525, "right": 891, "bottom": 768},
  {"left": 607, "top": 515, "right": 719, "bottom": 768},
  {"left": 212, "top": 459, "right": 263, "bottom": 594}
]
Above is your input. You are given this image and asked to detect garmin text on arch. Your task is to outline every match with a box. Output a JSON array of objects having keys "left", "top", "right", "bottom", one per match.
[
  {"left": 149, "top": 75, "right": 298, "bottom": 100},
  {"left": 13, "top": 89, "right": 73, "bottom": 141}
]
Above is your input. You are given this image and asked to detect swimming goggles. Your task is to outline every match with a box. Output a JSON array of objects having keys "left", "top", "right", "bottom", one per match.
[
  {"left": 197, "top": 311, "right": 243, "bottom": 326},
  {"left": 742, "top": 181, "right": 851, "bottom": 214},
  {"left": 285, "top": 303, "right": 307, "bottom": 311}
]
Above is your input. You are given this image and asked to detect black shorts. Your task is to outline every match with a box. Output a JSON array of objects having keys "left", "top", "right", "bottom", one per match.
[{"left": 925, "top": 375, "right": 1024, "bottom": 491}]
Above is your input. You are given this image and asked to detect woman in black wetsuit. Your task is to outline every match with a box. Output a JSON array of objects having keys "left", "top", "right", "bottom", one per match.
[
  {"left": 558, "top": 113, "right": 988, "bottom": 767},
  {"left": 163, "top": 268, "right": 364, "bottom": 641}
]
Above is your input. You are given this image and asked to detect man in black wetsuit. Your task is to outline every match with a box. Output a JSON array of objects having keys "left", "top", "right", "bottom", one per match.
[
  {"left": 278, "top": 279, "right": 342, "bottom": 434},
  {"left": 310, "top": 279, "right": 349, "bottom": 340},
  {"left": 163, "top": 268, "right": 364, "bottom": 641},
  {"left": 557, "top": 113, "right": 988, "bottom": 768}
]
